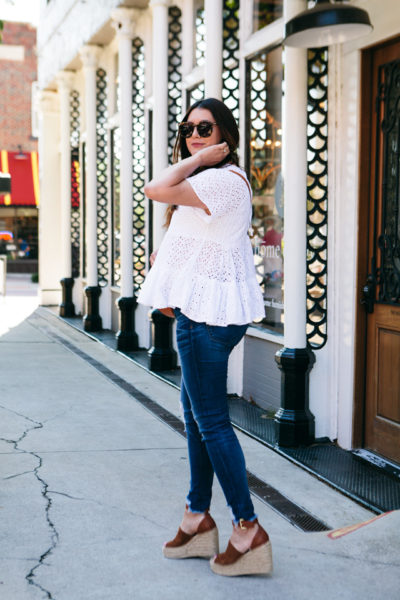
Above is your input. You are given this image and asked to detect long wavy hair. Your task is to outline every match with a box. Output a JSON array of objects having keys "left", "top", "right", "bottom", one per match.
[{"left": 164, "top": 97, "right": 240, "bottom": 227}]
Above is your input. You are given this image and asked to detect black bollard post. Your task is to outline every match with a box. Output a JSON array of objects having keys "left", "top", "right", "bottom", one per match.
[
  {"left": 59, "top": 277, "right": 75, "bottom": 317},
  {"left": 83, "top": 285, "right": 102, "bottom": 332},
  {"left": 148, "top": 309, "right": 177, "bottom": 371},
  {"left": 274, "top": 347, "right": 315, "bottom": 446},
  {"left": 116, "top": 296, "right": 139, "bottom": 351}
]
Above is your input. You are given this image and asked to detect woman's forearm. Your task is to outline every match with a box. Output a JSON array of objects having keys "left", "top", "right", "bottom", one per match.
[{"left": 144, "top": 154, "right": 201, "bottom": 196}]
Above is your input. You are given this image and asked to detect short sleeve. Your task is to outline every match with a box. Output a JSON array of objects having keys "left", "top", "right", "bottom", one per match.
[{"left": 187, "top": 167, "right": 249, "bottom": 222}]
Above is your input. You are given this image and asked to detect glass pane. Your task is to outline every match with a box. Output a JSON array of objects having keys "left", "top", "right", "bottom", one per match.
[
  {"left": 111, "top": 127, "right": 121, "bottom": 287},
  {"left": 247, "top": 45, "right": 283, "bottom": 332},
  {"left": 253, "top": 0, "right": 283, "bottom": 32}
]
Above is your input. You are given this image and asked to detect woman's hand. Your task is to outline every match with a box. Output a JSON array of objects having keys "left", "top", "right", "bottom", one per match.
[
  {"left": 197, "top": 142, "right": 229, "bottom": 167},
  {"left": 150, "top": 250, "right": 158, "bottom": 267}
]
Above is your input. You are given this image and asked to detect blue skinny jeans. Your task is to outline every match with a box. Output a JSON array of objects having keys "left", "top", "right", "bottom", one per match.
[{"left": 174, "top": 308, "right": 256, "bottom": 524}]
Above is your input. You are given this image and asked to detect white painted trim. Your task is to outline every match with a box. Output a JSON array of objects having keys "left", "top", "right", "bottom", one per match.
[
  {"left": 335, "top": 46, "right": 363, "bottom": 450},
  {"left": 240, "top": 19, "right": 283, "bottom": 60}
]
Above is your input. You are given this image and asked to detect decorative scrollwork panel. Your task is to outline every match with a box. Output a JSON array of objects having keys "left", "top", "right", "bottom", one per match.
[
  {"left": 96, "top": 68, "right": 109, "bottom": 287},
  {"left": 223, "top": 0, "right": 240, "bottom": 122},
  {"left": 168, "top": 6, "right": 182, "bottom": 162},
  {"left": 132, "top": 38, "right": 146, "bottom": 292},
  {"left": 195, "top": 5, "right": 206, "bottom": 67},
  {"left": 306, "top": 48, "right": 328, "bottom": 349},
  {"left": 186, "top": 81, "right": 205, "bottom": 108}
]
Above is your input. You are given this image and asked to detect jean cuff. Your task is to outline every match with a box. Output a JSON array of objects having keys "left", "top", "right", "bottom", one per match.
[
  {"left": 231, "top": 513, "right": 258, "bottom": 526},
  {"left": 186, "top": 499, "right": 209, "bottom": 514}
]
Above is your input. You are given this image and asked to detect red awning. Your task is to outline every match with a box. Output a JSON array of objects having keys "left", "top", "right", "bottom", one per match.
[{"left": 0, "top": 150, "right": 40, "bottom": 207}]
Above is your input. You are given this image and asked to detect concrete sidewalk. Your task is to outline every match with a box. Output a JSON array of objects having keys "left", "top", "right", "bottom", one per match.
[{"left": 0, "top": 277, "right": 399, "bottom": 599}]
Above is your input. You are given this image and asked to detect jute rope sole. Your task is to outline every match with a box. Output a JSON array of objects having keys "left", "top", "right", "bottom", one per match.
[
  {"left": 163, "top": 527, "right": 219, "bottom": 559},
  {"left": 210, "top": 541, "right": 273, "bottom": 576}
]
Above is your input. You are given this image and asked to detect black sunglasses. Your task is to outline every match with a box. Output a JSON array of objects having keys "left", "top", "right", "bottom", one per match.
[{"left": 178, "top": 120, "right": 218, "bottom": 138}]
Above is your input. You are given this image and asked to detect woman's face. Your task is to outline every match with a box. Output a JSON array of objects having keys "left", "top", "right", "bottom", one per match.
[{"left": 184, "top": 107, "right": 222, "bottom": 156}]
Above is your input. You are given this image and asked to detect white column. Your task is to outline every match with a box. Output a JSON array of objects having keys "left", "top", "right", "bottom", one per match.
[
  {"left": 150, "top": 0, "right": 170, "bottom": 249},
  {"left": 204, "top": 0, "right": 223, "bottom": 99},
  {"left": 112, "top": 8, "right": 138, "bottom": 298},
  {"left": 79, "top": 45, "right": 101, "bottom": 287},
  {"left": 38, "top": 91, "right": 62, "bottom": 305},
  {"left": 56, "top": 71, "right": 75, "bottom": 279},
  {"left": 282, "top": 0, "right": 308, "bottom": 349}
]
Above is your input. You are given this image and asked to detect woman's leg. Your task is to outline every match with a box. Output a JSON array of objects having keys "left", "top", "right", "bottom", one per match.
[
  {"left": 180, "top": 380, "right": 214, "bottom": 513},
  {"left": 175, "top": 311, "right": 255, "bottom": 524}
]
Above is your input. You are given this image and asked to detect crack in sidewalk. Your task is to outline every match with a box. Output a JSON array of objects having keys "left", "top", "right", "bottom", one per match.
[{"left": 0, "top": 405, "right": 58, "bottom": 599}]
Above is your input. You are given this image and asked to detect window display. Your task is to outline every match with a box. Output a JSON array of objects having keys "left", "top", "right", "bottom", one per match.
[{"left": 246, "top": 45, "right": 283, "bottom": 332}]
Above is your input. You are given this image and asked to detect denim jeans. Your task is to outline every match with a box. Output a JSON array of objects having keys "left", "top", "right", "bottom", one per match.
[{"left": 174, "top": 308, "right": 256, "bottom": 524}]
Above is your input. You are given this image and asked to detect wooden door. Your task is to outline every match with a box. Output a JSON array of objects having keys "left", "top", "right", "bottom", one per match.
[{"left": 363, "top": 38, "right": 400, "bottom": 463}]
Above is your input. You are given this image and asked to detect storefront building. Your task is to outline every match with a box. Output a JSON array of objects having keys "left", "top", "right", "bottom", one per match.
[
  {"left": 0, "top": 21, "right": 39, "bottom": 272},
  {"left": 36, "top": 0, "right": 400, "bottom": 467}
]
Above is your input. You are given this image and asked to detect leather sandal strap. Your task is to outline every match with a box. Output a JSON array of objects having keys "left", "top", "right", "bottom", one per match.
[
  {"left": 165, "top": 513, "right": 217, "bottom": 548},
  {"left": 214, "top": 541, "right": 244, "bottom": 566},
  {"left": 164, "top": 527, "right": 196, "bottom": 548}
]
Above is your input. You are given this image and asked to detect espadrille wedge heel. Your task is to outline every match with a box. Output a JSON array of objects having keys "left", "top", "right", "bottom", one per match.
[
  {"left": 163, "top": 512, "right": 219, "bottom": 559},
  {"left": 210, "top": 519, "right": 273, "bottom": 577}
]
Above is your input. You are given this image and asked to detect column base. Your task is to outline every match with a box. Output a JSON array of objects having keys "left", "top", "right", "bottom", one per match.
[
  {"left": 274, "top": 347, "right": 315, "bottom": 447},
  {"left": 83, "top": 285, "right": 102, "bottom": 332},
  {"left": 59, "top": 277, "right": 75, "bottom": 317},
  {"left": 148, "top": 309, "right": 177, "bottom": 371},
  {"left": 116, "top": 296, "right": 139, "bottom": 351}
]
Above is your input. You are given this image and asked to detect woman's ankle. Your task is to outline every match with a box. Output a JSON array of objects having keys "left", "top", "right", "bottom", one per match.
[
  {"left": 229, "top": 519, "right": 259, "bottom": 553},
  {"left": 180, "top": 508, "right": 206, "bottom": 534}
]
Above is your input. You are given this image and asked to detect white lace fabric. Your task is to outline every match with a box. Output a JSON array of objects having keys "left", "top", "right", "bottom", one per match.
[{"left": 137, "top": 165, "right": 265, "bottom": 326}]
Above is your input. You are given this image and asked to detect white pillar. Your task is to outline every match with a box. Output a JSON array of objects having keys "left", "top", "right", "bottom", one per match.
[
  {"left": 282, "top": 0, "right": 308, "bottom": 349},
  {"left": 38, "top": 91, "right": 62, "bottom": 305},
  {"left": 56, "top": 71, "right": 75, "bottom": 279},
  {"left": 150, "top": 0, "right": 170, "bottom": 249},
  {"left": 79, "top": 45, "right": 101, "bottom": 287},
  {"left": 112, "top": 8, "right": 138, "bottom": 298},
  {"left": 204, "top": 0, "right": 223, "bottom": 99}
]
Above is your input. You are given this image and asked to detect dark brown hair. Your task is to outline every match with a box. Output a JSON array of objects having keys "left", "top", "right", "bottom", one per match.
[{"left": 165, "top": 97, "right": 240, "bottom": 227}]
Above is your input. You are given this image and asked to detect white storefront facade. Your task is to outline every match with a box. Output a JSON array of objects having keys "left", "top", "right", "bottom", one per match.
[{"left": 37, "top": 0, "right": 400, "bottom": 464}]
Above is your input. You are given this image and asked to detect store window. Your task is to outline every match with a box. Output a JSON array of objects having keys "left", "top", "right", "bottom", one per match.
[
  {"left": 253, "top": 0, "right": 283, "bottom": 32},
  {"left": 81, "top": 142, "right": 86, "bottom": 278},
  {"left": 111, "top": 127, "right": 121, "bottom": 287},
  {"left": 246, "top": 45, "right": 283, "bottom": 332},
  {"left": 0, "top": 208, "right": 38, "bottom": 261}
]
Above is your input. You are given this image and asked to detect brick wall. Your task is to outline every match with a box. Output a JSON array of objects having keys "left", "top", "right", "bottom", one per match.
[{"left": 0, "top": 21, "right": 37, "bottom": 153}]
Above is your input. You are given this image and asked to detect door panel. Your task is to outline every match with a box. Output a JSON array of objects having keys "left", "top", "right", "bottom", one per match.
[{"left": 363, "top": 39, "right": 400, "bottom": 463}]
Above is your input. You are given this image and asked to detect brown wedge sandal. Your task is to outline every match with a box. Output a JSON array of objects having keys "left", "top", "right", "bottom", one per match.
[
  {"left": 210, "top": 519, "right": 273, "bottom": 576},
  {"left": 163, "top": 511, "right": 219, "bottom": 559}
]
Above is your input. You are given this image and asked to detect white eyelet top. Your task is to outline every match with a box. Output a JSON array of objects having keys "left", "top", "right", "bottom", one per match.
[{"left": 137, "top": 164, "right": 265, "bottom": 326}]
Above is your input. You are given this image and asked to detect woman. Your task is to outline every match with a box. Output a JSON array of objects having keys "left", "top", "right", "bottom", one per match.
[{"left": 138, "top": 98, "right": 273, "bottom": 577}]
